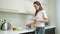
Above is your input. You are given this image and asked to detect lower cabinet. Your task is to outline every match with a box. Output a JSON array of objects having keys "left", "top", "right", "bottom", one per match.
[
  {"left": 19, "top": 28, "right": 55, "bottom": 34},
  {"left": 45, "top": 28, "right": 55, "bottom": 34}
]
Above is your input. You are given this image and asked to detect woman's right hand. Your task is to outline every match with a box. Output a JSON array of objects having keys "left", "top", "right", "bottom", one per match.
[
  {"left": 26, "top": 24, "right": 31, "bottom": 27},
  {"left": 26, "top": 24, "right": 31, "bottom": 28},
  {"left": 26, "top": 21, "right": 36, "bottom": 28}
]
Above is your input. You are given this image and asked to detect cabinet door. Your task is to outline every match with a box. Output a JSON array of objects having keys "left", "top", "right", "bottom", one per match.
[
  {"left": 24, "top": 0, "right": 35, "bottom": 14},
  {"left": 45, "top": 28, "right": 55, "bottom": 34},
  {"left": 0, "top": 0, "right": 25, "bottom": 13},
  {"left": 18, "top": 0, "right": 25, "bottom": 13}
]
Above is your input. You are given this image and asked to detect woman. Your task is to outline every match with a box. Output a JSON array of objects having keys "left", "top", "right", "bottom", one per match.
[{"left": 26, "top": 1, "right": 48, "bottom": 34}]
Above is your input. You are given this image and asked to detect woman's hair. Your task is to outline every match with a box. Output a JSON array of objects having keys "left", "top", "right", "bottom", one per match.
[{"left": 33, "top": 1, "right": 43, "bottom": 16}]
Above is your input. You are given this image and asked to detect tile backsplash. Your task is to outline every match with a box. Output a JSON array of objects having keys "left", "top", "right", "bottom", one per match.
[{"left": 0, "top": 12, "right": 34, "bottom": 28}]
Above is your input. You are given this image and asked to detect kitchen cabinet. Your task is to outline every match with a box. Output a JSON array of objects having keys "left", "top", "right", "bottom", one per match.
[
  {"left": 0, "top": 0, "right": 25, "bottom": 13},
  {"left": 0, "top": 0, "right": 47, "bottom": 14},
  {"left": 45, "top": 28, "right": 55, "bottom": 34},
  {"left": 21, "top": 28, "right": 55, "bottom": 34},
  {"left": 24, "top": 0, "right": 47, "bottom": 14},
  {"left": 24, "top": 0, "right": 35, "bottom": 14}
]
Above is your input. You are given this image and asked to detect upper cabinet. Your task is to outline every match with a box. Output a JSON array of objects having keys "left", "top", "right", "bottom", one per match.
[
  {"left": 24, "top": 0, "right": 35, "bottom": 14},
  {"left": 0, "top": 0, "right": 25, "bottom": 13},
  {"left": 0, "top": 0, "right": 47, "bottom": 14},
  {"left": 24, "top": 0, "right": 47, "bottom": 14}
]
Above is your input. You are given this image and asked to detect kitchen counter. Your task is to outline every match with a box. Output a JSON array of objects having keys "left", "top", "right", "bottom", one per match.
[
  {"left": 0, "top": 29, "right": 35, "bottom": 34},
  {"left": 0, "top": 26, "right": 56, "bottom": 34},
  {"left": 0, "top": 30, "right": 18, "bottom": 34},
  {"left": 45, "top": 26, "right": 56, "bottom": 29},
  {"left": 15, "top": 26, "right": 56, "bottom": 34},
  {"left": 14, "top": 29, "right": 35, "bottom": 34}
]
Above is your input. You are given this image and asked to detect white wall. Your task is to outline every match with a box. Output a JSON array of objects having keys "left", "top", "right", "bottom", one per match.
[
  {"left": 46, "top": 0, "right": 56, "bottom": 26},
  {"left": 56, "top": 0, "right": 60, "bottom": 34},
  {"left": 47, "top": 0, "right": 60, "bottom": 34},
  {"left": 0, "top": 12, "right": 34, "bottom": 28}
]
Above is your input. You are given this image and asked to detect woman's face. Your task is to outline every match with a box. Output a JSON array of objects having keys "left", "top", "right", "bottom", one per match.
[{"left": 34, "top": 4, "right": 40, "bottom": 11}]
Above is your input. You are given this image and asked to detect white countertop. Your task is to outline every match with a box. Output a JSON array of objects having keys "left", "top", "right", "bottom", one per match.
[
  {"left": 0, "top": 30, "right": 18, "bottom": 34},
  {"left": 0, "top": 29, "right": 35, "bottom": 34},
  {"left": 15, "top": 26, "right": 56, "bottom": 34},
  {"left": 45, "top": 26, "right": 56, "bottom": 29},
  {"left": 0, "top": 26, "right": 56, "bottom": 34},
  {"left": 14, "top": 29, "right": 35, "bottom": 34}
]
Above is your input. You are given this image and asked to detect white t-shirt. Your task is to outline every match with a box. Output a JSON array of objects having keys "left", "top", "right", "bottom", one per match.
[{"left": 35, "top": 10, "right": 48, "bottom": 27}]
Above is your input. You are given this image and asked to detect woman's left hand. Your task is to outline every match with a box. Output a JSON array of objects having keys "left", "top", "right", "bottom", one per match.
[
  {"left": 35, "top": 19, "right": 40, "bottom": 22},
  {"left": 35, "top": 19, "right": 49, "bottom": 23},
  {"left": 35, "top": 19, "right": 43, "bottom": 22}
]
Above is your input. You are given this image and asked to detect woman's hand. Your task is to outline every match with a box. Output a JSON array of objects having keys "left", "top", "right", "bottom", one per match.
[
  {"left": 35, "top": 19, "right": 42, "bottom": 22},
  {"left": 26, "top": 24, "right": 31, "bottom": 28},
  {"left": 26, "top": 21, "right": 36, "bottom": 28},
  {"left": 26, "top": 24, "right": 31, "bottom": 27}
]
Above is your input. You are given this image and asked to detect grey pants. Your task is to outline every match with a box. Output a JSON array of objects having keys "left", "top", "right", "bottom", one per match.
[{"left": 35, "top": 27, "right": 45, "bottom": 34}]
